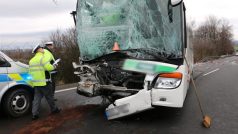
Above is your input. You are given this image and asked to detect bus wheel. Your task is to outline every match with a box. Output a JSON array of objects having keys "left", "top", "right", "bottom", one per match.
[{"left": 3, "top": 89, "right": 32, "bottom": 117}]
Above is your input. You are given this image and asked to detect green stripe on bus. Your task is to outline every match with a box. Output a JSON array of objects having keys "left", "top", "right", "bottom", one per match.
[{"left": 123, "top": 59, "right": 176, "bottom": 74}]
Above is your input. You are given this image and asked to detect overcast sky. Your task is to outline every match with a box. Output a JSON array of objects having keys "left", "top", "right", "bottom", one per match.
[
  {"left": 0, "top": 0, "right": 77, "bottom": 49},
  {"left": 0, "top": 0, "right": 238, "bottom": 49}
]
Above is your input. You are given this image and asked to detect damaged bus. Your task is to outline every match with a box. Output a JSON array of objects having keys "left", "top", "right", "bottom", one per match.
[{"left": 72, "top": 0, "right": 193, "bottom": 120}]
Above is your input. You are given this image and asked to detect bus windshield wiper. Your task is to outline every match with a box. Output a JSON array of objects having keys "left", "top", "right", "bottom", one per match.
[
  {"left": 117, "top": 48, "right": 170, "bottom": 62},
  {"left": 167, "top": 53, "right": 182, "bottom": 59}
]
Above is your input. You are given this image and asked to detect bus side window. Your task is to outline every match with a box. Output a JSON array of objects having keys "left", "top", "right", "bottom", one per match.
[{"left": 0, "top": 56, "right": 11, "bottom": 67}]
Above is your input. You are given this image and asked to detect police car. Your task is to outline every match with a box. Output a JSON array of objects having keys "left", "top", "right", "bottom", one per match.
[{"left": 0, "top": 51, "right": 33, "bottom": 117}]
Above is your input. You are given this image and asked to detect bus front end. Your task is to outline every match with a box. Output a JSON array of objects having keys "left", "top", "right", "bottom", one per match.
[{"left": 74, "top": 0, "right": 193, "bottom": 120}]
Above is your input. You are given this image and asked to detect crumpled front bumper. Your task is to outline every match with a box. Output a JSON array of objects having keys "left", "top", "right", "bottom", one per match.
[{"left": 105, "top": 89, "right": 153, "bottom": 120}]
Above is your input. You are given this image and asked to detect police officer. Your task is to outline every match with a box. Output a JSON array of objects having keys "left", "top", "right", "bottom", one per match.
[
  {"left": 29, "top": 44, "right": 60, "bottom": 120},
  {"left": 44, "top": 41, "right": 57, "bottom": 100}
]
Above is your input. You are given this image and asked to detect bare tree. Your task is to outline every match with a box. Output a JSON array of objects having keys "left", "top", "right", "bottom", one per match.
[
  {"left": 46, "top": 28, "right": 80, "bottom": 84},
  {"left": 193, "top": 16, "right": 235, "bottom": 62}
]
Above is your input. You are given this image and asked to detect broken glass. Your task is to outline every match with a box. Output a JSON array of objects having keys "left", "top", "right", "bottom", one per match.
[{"left": 77, "top": 0, "right": 183, "bottom": 61}]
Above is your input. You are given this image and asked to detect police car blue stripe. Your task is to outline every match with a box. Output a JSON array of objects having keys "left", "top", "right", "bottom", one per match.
[
  {"left": 0, "top": 73, "right": 32, "bottom": 83},
  {"left": 0, "top": 74, "right": 12, "bottom": 82},
  {"left": 19, "top": 73, "right": 32, "bottom": 81}
]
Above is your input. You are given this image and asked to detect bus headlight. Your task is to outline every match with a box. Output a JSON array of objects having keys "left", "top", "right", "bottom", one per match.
[{"left": 154, "top": 72, "right": 182, "bottom": 89}]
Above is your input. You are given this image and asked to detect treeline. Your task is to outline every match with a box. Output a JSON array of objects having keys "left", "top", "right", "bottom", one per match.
[
  {"left": 2, "top": 49, "right": 32, "bottom": 64},
  {"left": 189, "top": 16, "right": 235, "bottom": 62},
  {"left": 47, "top": 28, "right": 80, "bottom": 84}
]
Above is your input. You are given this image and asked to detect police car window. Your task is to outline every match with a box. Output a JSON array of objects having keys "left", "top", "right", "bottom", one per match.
[{"left": 0, "top": 56, "right": 9, "bottom": 67}]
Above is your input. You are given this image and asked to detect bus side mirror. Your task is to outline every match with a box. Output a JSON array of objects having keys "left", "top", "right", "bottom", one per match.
[
  {"left": 171, "top": 0, "right": 182, "bottom": 6},
  {"left": 71, "top": 11, "right": 77, "bottom": 26}
]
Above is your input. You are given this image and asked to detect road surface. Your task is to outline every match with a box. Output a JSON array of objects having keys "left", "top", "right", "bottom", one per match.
[{"left": 1, "top": 56, "right": 238, "bottom": 134}]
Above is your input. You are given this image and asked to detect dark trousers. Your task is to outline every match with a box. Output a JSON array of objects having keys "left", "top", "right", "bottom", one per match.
[
  {"left": 32, "top": 85, "right": 58, "bottom": 116},
  {"left": 45, "top": 71, "right": 57, "bottom": 98},
  {"left": 49, "top": 75, "right": 56, "bottom": 98}
]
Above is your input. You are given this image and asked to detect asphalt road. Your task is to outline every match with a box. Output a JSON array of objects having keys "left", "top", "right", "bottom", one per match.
[
  {"left": 0, "top": 83, "right": 102, "bottom": 134},
  {"left": 1, "top": 56, "right": 238, "bottom": 134}
]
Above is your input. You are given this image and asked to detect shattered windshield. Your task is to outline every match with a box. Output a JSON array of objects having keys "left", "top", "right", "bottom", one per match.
[{"left": 77, "top": 0, "right": 183, "bottom": 61}]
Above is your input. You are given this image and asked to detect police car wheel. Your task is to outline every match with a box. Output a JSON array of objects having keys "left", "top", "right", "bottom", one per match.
[{"left": 3, "top": 89, "right": 32, "bottom": 117}]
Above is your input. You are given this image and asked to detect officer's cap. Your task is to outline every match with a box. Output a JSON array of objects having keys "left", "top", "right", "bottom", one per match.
[
  {"left": 44, "top": 41, "right": 54, "bottom": 46},
  {"left": 32, "top": 44, "right": 43, "bottom": 53}
]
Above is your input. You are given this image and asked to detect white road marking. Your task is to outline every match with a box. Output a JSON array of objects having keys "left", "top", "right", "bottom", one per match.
[
  {"left": 203, "top": 68, "right": 220, "bottom": 76},
  {"left": 231, "top": 61, "right": 237, "bottom": 64},
  {"left": 55, "top": 87, "right": 77, "bottom": 93}
]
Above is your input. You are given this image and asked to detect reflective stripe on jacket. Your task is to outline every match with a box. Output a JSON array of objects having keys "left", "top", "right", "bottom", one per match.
[{"left": 29, "top": 52, "right": 54, "bottom": 87}]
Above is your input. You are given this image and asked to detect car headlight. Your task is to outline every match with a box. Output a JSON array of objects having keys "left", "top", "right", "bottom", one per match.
[{"left": 154, "top": 72, "right": 182, "bottom": 89}]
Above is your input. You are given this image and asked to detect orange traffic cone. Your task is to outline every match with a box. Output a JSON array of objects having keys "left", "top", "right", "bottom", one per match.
[{"left": 112, "top": 42, "right": 120, "bottom": 51}]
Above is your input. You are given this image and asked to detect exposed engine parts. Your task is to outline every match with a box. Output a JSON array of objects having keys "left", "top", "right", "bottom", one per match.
[{"left": 73, "top": 54, "right": 145, "bottom": 100}]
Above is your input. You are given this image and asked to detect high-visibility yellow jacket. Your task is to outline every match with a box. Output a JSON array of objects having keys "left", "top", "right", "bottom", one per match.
[
  {"left": 29, "top": 52, "right": 54, "bottom": 87},
  {"left": 44, "top": 49, "right": 55, "bottom": 64},
  {"left": 44, "top": 48, "right": 57, "bottom": 79}
]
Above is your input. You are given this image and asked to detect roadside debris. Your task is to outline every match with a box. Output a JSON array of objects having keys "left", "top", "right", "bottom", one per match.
[{"left": 15, "top": 105, "right": 97, "bottom": 134}]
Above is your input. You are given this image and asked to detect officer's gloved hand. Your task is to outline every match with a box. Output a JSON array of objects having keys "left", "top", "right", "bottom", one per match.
[
  {"left": 53, "top": 59, "right": 60, "bottom": 69},
  {"left": 53, "top": 63, "right": 58, "bottom": 69}
]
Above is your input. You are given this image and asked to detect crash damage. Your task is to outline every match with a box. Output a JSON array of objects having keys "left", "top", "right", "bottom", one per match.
[{"left": 73, "top": 0, "right": 191, "bottom": 120}]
